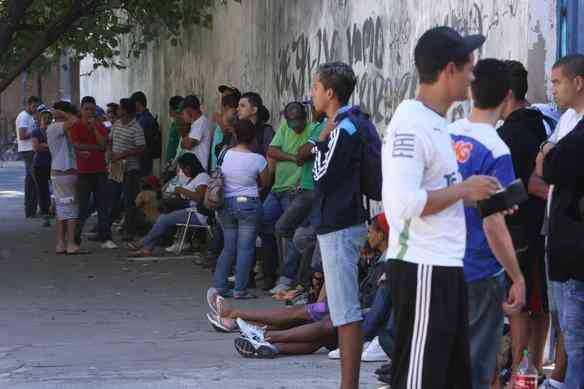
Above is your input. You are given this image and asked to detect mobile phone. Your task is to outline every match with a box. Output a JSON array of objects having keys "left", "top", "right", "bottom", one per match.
[{"left": 477, "top": 179, "right": 528, "bottom": 218}]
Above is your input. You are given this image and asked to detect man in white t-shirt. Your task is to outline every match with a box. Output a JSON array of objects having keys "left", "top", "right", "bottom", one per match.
[
  {"left": 382, "top": 27, "right": 501, "bottom": 389},
  {"left": 15, "top": 96, "right": 41, "bottom": 218},
  {"left": 180, "top": 95, "right": 211, "bottom": 171}
]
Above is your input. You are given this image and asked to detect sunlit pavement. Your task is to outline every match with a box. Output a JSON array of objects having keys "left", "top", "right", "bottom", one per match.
[{"left": 0, "top": 163, "right": 382, "bottom": 388}]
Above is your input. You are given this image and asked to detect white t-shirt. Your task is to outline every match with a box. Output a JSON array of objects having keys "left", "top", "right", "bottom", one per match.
[
  {"left": 548, "top": 108, "right": 583, "bottom": 143},
  {"left": 15, "top": 110, "right": 36, "bottom": 152},
  {"left": 46, "top": 122, "right": 76, "bottom": 172},
  {"left": 186, "top": 115, "right": 211, "bottom": 171},
  {"left": 382, "top": 100, "right": 466, "bottom": 267},
  {"left": 182, "top": 172, "right": 210, "bottom": 225},
  {"left": 222, "top": 150, "right": 267, "bottom": 198}
]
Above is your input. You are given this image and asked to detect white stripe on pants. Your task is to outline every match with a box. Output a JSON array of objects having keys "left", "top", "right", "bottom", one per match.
[{"left": 407, "top": 264, "right": 433, "bottom": 389}]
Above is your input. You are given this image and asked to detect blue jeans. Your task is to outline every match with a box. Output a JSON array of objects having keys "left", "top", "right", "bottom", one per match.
[
  {"left": 561, "top": 279, "right": 584, "bottom": 389},
  {"left": 143, "top": 208, "right": 202, "bottom": 251},
  {"left": 213, "top": 196, "right": 262, "bottom": 294},
  {"left": 363, "top": 284, "right": 392, "bottom": 342},
  {"left": 317, "top": 223, "right": 367, "bottom": 326},
  {"left": 467, "top": 272, "right": 506, "bottom": 389},
  {"left": 260, "top": 191, "right": 300, "bottom": 281}
]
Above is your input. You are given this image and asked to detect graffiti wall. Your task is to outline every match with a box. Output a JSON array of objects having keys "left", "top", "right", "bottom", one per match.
[{"left": 81, "top": 0, "right": 556, "bottom": 143}]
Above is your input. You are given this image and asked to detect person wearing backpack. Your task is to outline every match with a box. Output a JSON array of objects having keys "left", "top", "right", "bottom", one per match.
[
  {"left": 209, "top": 119, "right": 271, "bottom": 299},
  {"left": 310, "top": 62, "right": 370, "bottom": 389},
  {"left": 131, "top": 91, "right": 161, "bottom": 176}
]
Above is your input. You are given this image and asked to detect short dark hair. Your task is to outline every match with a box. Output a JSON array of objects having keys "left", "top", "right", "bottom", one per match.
[
  {"left": 169, "top": 96, "right": 184, "bottom": 111},
  {"left": 53, "top": 101, "right": 78, "bottom": 115},
  {"left": 221, "top": 94, "right": 239, "bottom": 109},
  {"left": 27, "top": 96, "right": 41, "bottom": 105},
  {"left": 240, "top": 92, "right": 263, "bottom": 108},
  {"left": 234, "top": 119, "right": 256, "bottom": 144},
  {"left": 119, "top": 98, "right": 137, "bottom": 115},
  {"left": 553, "top": 54, "right": 584, "bottom": 79},
  {"left": 106, "top": 102, "right": 119, "bottom": 113},
  {"left": 504, "top": 60, "right": 528, "bottom": 101},
  {"left": 131, "top": 91, "right": 147, "bottom": 108},
  {"left": 471, "top": 59, "right": 511, "bottom": 109},
  {"left": 182, "top": 95, "right": 201, "bottom": 111},
  {"left": 81, "top": 96, "right": 96, "bottom": 106},
  {"left": 316, "top": 62, "right": 356, "bottom": 105}
]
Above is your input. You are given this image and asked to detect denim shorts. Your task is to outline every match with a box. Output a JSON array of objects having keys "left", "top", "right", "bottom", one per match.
[{"left": 317, "top": 223, "right": 367, "bottom": 326}]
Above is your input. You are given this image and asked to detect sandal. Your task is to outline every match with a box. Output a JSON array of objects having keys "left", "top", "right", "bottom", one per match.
[{"left": 126, "top": 241, "right": 143, "bottom": 251}]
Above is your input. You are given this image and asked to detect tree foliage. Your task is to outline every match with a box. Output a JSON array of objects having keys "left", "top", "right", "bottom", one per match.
[{"left": 0, "top": 0, "right": 217, "bottom": 93}]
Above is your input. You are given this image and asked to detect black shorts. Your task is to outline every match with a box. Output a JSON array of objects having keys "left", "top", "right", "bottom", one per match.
[
  {"left": 515, "top": 235, "right": 548, "bottom": 314},
  {"left": 386, "top": 260, "right": 472, "bottom": 389}
]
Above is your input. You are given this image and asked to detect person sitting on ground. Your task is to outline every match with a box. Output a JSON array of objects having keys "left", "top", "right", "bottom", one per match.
[
  {"left": 47, "top": 101, "right": 87, "bottom": 255},
  {"left": 205, "top": 214, "right": 393, "bottom": 360},
  {"left": 210, "top": 119, "right": 271, "bottom": 299},
  {"left": 127, "top": 153, "right": 209, "bottom": 257}
]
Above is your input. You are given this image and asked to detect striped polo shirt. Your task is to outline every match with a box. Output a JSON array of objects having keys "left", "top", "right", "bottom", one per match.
[{"left": 112, "top": 119, "right": 146, "bottom": 172}]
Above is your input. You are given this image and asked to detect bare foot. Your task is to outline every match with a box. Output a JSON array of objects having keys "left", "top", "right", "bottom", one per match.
[
  {"left": 221, "top": 300, "right": 234, "bottom": 318},
  {"left": 56, "top": 243, "right": 66, "bottom": 254}
]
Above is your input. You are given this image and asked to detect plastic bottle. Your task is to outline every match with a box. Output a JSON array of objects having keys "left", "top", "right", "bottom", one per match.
[{"left": 515, "top": 348, "right": 537, "bottom": 389}]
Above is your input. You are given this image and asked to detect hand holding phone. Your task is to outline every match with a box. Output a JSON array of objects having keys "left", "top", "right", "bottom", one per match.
[{"left": 477, "top": 179, "right": 528, "bottom": 218}]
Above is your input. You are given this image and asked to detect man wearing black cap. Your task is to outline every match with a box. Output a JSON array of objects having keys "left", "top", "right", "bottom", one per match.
[{"left": 383, "top": 27, "right": 500, "bottom": 388}]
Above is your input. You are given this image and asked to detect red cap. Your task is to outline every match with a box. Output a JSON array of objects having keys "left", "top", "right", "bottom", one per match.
[{"left": 374, "top": 213, "right": 389, "bottom": 236}]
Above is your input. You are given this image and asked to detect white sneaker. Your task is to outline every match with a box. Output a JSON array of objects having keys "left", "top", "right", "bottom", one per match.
[
  {"left": 269, "top": 283, "right": 289, "bottom": 295},
  {"left": 234, "top": 335, "right": 278, "bottom": 358},
  {"left": 362, "top": 337, "right": 389, "bottom": 362},
  {"left": 101, "top": 240, "right": 118, "bottom": 249},
  {"left": 328, "top": 348, "right": 340, "bottom": 360},
  {"left": 165, "top": 241, "right": 190, "bottom": 253},
  {"left": 236, "top": 318, "right": 267, "bottom": 342}
]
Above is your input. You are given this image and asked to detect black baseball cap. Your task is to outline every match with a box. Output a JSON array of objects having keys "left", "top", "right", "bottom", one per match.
[
  {"left": 218, "top": 85, "right": 241, "bottom": 98},
  {"left": 284, "top": 102, "right": 307, "bottom": 130},
  {"left": 415, "top": 26, "right": 485, "bottom": 76}
]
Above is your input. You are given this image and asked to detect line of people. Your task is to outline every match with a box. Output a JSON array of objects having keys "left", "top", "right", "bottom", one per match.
[{"left": 14, "top": 24, "right": 584, "bottom": 389}]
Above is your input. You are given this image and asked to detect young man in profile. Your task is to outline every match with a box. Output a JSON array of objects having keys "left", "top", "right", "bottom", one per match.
[
  {"left": 449, "top": 58, "right": 525, "bottom": 389},
  {"left": 310, "top": 61, "right": 367, "bottom": 389},
  {"left": 538, "top": 54, "right": 584, "bottom": 389},
  {"left": 383, "top": 27, "right": 500, "bottom": 389}
]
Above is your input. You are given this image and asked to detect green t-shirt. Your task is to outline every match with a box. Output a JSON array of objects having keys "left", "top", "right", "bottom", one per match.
[
  {"left": 165, "top": 118, "right": 181, "bottom": 163},
  {"left": 299, "top": 120, "right": 326, "bottom": 191},
  {"left": 211, "top": 124, "right": 223, "bottom": 170},
  {"left": 270, "top": 120, "right": 312, "bottom": 192}
]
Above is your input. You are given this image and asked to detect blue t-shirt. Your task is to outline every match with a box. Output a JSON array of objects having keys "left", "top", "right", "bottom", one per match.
[
  {"left": 449, "top": 119, "right": 516, "bottom": 283},
  {"left": 31, "top": 128, "right": 51, "bottom": 168}
]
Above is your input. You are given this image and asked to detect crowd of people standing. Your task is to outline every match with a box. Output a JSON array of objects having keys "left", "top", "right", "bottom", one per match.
[{"left": 12, "top": 24, "right": 584, "bottom": 389}]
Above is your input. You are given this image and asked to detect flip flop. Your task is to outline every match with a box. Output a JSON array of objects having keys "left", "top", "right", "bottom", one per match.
[
  {"left": 126, "top": 241, "right": 142, "bottom": 250},
  {"left": 66, "top": 249, "right": 91, "bottom": 255}
]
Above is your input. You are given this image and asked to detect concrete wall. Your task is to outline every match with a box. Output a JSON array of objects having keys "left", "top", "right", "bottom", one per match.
[{"left": 81, "top": 0, "right": 557, "bottom": 150}]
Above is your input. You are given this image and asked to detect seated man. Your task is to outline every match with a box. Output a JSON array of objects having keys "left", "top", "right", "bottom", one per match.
[
  {"left": 205, "top": 214, "right": 392, "bottom": 359},
  {"left": 127, "top": 154, "right": 209, "bottom": 257}
]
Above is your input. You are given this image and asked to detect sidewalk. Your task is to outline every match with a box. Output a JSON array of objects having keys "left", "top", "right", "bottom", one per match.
[{"left": 0, "top": 163, "right": 382, "bottom": 388}]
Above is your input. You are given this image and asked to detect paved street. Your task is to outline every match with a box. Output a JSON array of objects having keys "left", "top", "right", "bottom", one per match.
[{"left": 0, "top": 162, "right": 381, "bottom": 388}]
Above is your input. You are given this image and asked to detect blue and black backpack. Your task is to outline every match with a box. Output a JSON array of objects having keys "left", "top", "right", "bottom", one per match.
[{"left": 337, "top": 106, "right": 383, "bottom": 201}]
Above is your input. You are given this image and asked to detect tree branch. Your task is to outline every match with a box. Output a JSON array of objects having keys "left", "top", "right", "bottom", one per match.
[
  {"left": 0, "top": 0, "right": 101, "bottom": 93},
  {"left": 0, "top": 0, "right": 35, "bottom": 53}
]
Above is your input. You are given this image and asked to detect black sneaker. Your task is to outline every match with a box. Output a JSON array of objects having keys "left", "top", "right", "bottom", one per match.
[{"left": 234, "top": 336, "right": 277, "bottom": 359}]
